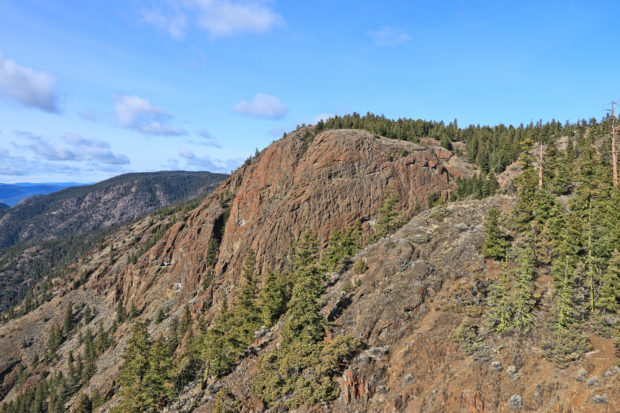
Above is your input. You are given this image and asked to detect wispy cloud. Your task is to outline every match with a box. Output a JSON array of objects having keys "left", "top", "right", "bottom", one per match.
[
  {"left": 114, "top": 95, "right": 186, "bottom": 136},
  {"left": 16, "top": 131, "right": 130, "bottom": 165},
  {"left": 79, "top": 107, "right": 99, "bottom": 121},
  {"left": 178, "top": 148, "right": 242, "bottom": 173},
  {"left": 192, "top": 128, "right": 222, "bottom": 148},
  {"left": 0, "top": 52, "right": 58, "bottom": 112},
  {"left": 141, "top": 7, "right": 187, "bottom": 39},
  {"left": 368, "top": 26, "right": 411, "bottom": 46},
  {"left": 141, "top": 0, "right": 282, "bottom": 39},
  {"left": 233, "top": 93, "right": 288, "bottom": 119}
]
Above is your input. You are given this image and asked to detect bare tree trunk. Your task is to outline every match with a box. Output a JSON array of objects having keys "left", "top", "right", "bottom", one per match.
[
  {"left": 612, "top": 102, "right": 618, "bottom": 188},
  {"left": 538, "top": 141, "right": 543, "bottom": 190}
]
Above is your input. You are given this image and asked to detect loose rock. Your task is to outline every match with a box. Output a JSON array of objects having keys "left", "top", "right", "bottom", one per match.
[
  {"left": 507, "top": 365, "right": 519, "bottom": 380},
  {"left": 508, "top": 394, "right": 523, "bottom": 409},
  {"left": 592, "top": 394, "right": 608, "bottom": 404},
  {"left": 575, "top": 368, "right": 587, "bottom": 382}
]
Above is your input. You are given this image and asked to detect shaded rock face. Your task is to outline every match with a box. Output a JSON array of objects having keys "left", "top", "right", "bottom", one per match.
[{"left": 116, "top": 129, "right": 455, "bottom": 315}]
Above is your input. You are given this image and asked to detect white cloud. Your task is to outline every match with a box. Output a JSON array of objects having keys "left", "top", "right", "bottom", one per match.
[
  {"left": 63, "top": 133, "right": 109, "bottom": 148},
  {"left": 141, "top": 0, "right": 282, "bottom": 39},
  {"left": 186, "top": 0, "right": 282, "bottom": 37},
  {"left": 232, "top": 93, "right": 288, "bottom": 119},
  {"left": 0, "top": 52, "right": 58, "bottom": 112},
  {"left": 114, "top": 95, "right": 186, "bottom": 136},
  {"left": 368, "top": 26, "right": 411, "bottom": 46},
  {"left": 178, "top": 148, "right": 243, "bottom": 173}
]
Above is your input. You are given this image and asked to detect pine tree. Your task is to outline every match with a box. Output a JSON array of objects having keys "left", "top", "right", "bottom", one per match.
[
  {"left": 253, "top": 230, "right": 361, "bottom": 408},
  {"left": 376, "top": 186, "right": 402, "bottom": 236},
  {"left": 142, "top": 338, "right": 175, "bottom": 409},
  {"left": 114, "top": 321, "right": 152, "bottom": 413},
  {"left": 62, "top": 302, "right": 75, "bottom": 336},
  {"left": 205, "top": 238, "right": 219, "bottom": 267},
  {"left": 482, "top": 205, "right": 507, "bottom": 260},
  {"left": 228, "top": 249, "right": 261, "bottom": 350},
  {"left": 116, "top": 302, "right": 127, "bottom": 324},
  {"left": 282, "top": 231, "right": 326, "bottom": 345},
  {"left": 511, "top": 240, "right": 536, "bottom": 334},
  {"left": 485, "top": 265, "right": 513, "bottom": 334},
  {"left": 258, "top": 269, "right": 289, "bottom": 326},
  {"left": 597, "top": 250, "right": 620, "bottom": 312},
  {"left": 179, "top": 305, "right": 192, "bottom": 339}
]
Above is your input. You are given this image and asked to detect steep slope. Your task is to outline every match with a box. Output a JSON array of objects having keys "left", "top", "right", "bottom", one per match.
[
  {"left": 0, "top": 171, "right": 227, "bottom": 312},
  {"left": 0, "top": 128, "right": 455, "bottom": 411},
  {"left": 189, "top": 197, "right": 617, "bottom": 412},
  {"left": 1, "top": 126, "right": 616, "bottom": 413},
  {"left": 115, "top": 129, "right": 454, "bottom": 317},
  {"left": 325, "top": 198, "right": 618, "bottom": 412}
]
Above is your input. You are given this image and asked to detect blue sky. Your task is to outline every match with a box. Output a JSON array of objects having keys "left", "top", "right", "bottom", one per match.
[{"left": 1, "top": 0, "right": 619, "bottom": 183}]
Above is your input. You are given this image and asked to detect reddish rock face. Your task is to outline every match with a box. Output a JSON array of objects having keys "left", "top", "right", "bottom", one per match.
[{"left": 116, "top": 128, "right": 454, "bottom": 314}]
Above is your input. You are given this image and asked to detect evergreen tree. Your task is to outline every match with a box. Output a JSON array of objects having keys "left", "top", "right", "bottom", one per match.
[
  {"left": 116, "top": 302, "right": 127, "bottom": 324},
  {"left": 511, "top": 240, "right": 536, "bottom": 333},
  {"left": 142, "top": 338, "right": 175, "bottom": 409},
  {"left": 482, "top": 205, "right": 507, "bottom": 260},
  {"left": 205, "top": 238, "right": 219, "bottom": 267},
  {"left": 485, "top": 265, "right": 513, "bottom": 334},
  {"left": 258, "top": 269, "right": 289, "bottom": 326},
  {"left": 114, "top": 321, "right": 152, "bottom": 413},
  {"left": 62, "top": 301, "right": 75, "bottom": 336},
  {"left": 253, "top": 230, "right": 361, "bottom": 408},
  {"left": 376, "top": 186, "right": 402, "bottom": 236},
  {"left": 597, "top": 250, "right": 620, "bottom": 312},
  {"left": 179, "top": 305, "right": 192, "bottom": 339}
]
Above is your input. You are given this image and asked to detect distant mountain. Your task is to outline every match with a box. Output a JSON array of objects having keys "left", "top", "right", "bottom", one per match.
[
  {"left": 0, "top": 182, "right": 86, "bottom": 206},
  {"left": 0, "top": 203, "right": 8, "bottom": 210},
  {"left": 0, "top": 170, "right": 227, "bottom": 311},
  {"left": 0, "top": 171, "right": 227, "bottom": 249}
]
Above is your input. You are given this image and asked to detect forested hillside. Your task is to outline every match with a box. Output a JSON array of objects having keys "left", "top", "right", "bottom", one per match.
[
  {"left": 0, "top": 171, "right": 227, "bottom": 312},
  {"left": 0, "top": 116, "right": 618, "bottom": 412}
]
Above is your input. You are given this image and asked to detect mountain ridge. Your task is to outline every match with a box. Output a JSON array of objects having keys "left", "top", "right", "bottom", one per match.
[{"left": 0, "top": 124, "right": 618, "bottom": 412}]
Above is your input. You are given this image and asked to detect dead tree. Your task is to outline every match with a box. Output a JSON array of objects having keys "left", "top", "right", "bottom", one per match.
[
  {"left": 612, "top": 101, "right": 618, "bottom": 188},
  {"left": 538, "top": 141, "right": 543, "bottom": 190}
]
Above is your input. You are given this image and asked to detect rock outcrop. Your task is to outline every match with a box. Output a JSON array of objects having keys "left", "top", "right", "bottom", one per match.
[
  {"left": 116, "top": 129, "right": 455, "bottom": 319},
  {"left": 0, "top": 129, "right": 617, "bottom": 412}
]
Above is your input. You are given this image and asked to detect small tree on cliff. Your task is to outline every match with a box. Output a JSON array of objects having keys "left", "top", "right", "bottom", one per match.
[
  {"left": 482, "top": 205, "right": 508, "bottom": 260},
  {"left": 377, "top": 186, "right": 403, "bottom": 237}
]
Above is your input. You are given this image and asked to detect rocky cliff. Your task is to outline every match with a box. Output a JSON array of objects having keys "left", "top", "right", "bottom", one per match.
[{"left": 0, "top": 128, "right": 617, "bottom": 412}]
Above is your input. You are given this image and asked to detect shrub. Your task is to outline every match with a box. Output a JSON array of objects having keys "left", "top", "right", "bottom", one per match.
[{"left": 352, "top": 259, "right": 368, "bottom": 274}]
